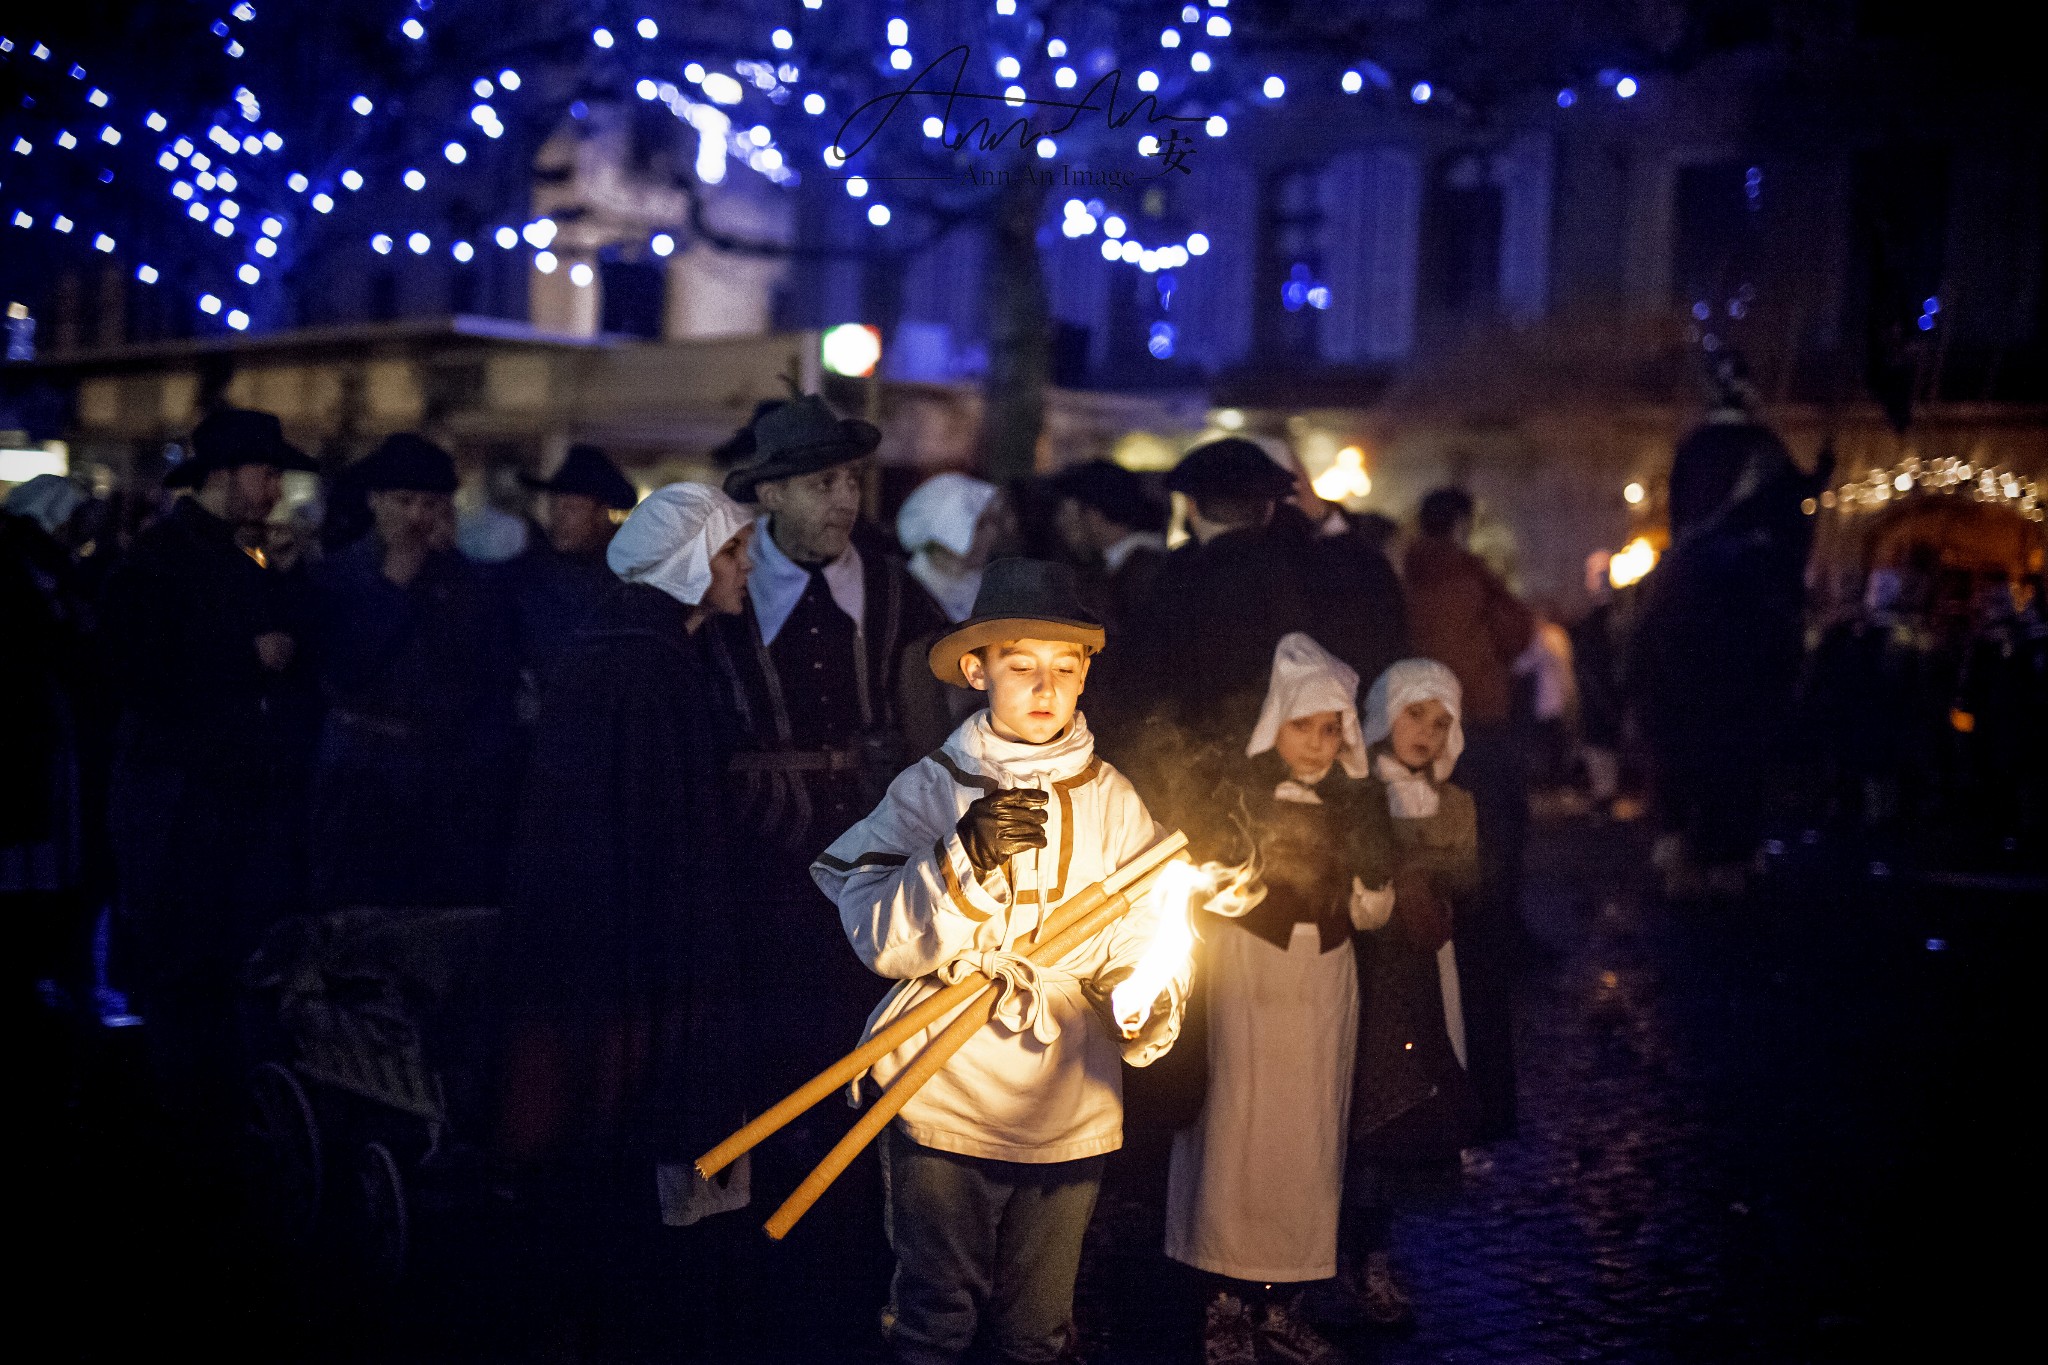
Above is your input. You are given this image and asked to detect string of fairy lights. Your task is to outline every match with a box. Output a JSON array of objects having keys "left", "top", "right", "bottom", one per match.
[
  {"left": 3, "top": 3, "right": 1654, "bottom": 345},
  {"left": 1813, "top": 454, "right": 2043, "bottom": 523}
]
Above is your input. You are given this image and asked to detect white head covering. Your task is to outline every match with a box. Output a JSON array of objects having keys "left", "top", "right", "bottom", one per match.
[
  {"left": 607, "top": 482, "right": 749, "bottom": 607},
  {"left": 1363, "top": 658, "right": 1466, "bottom": 817},
  {"left": 898, "top": 471, "right": 999, "bottom": 556},
  {"left": 1246, "top": 632, "right": 1370, "bottom": 781},
  {"left": 898, "top": 471, "right": 1000, "bottom": 622},
  {"left": 6, "top": 474, "right": 89, "bottom": 536}
]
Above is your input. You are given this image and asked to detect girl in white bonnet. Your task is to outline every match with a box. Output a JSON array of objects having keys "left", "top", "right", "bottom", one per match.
[
  {"left": 1162, "top": 632, "right": 1398, "bottom": 1365},
  {"left": 1337, "top": 658, "right": 1482, "bottom": 1329}
]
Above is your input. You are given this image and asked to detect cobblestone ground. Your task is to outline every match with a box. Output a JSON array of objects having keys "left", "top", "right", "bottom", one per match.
[
  {"left": 27, "top": 810, "right": 2030, "bottom": 1362},
  {"left": 1072, "top": 809, "right": 2033, "bottom": 1365}
]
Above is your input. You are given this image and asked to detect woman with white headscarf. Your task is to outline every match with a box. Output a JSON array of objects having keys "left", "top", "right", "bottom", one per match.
[
  {"left": 896, "top": 471, "right": 1005, "bottom": 623},
  {"left": 1163, "top": 632, "right": 1398, "bottom": 1363},
  {"left": 1338, "top": 657, "right": 1482, "bottom": 1329},
  {"left": 498, "top": 483, "right": 759, "bottom": 1235}
]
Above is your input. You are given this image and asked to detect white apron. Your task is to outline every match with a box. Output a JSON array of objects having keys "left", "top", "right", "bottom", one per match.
[{"left": 1164, "top": 919, "right": 1358, "bottom": 1283}]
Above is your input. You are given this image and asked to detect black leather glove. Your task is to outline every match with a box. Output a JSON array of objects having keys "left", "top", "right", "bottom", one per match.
[{"left": 956, "top": 788, "right": 1049, "bottom": 873}]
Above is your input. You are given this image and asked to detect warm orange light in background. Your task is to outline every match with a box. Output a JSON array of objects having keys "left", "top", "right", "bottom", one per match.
[
  {"left": 1623, "top": 481, "right": 1646, "bottom": 505},
  {"left": 1313, "top": 446, "right": 1372, "bottom": 502},
  {"left": 1608, "top": 535, "right": 1659, "bottom": 589}
]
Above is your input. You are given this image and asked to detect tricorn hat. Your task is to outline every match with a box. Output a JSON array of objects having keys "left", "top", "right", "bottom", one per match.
[
  {"left": 522, "top": 443, "right": 637, "bottom": 510},
  {"left": 1165, "top": 437, "right": 1296, "bottom": 504},
  {"left": 354, "top": 432, "right": 459, "bottom": 494},
  {"left": 722, "top": 394, "right": 880, "bottom": 502},
  {"left": 927, "top": 557, "right": 1106, "bottom": 687},
  {"left": 164, "top": 407, "right": 316, "bottom": 489}
]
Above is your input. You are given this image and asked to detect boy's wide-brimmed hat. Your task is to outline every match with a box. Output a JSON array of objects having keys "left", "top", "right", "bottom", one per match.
[
  {"left": 927, "top": 557, "right": 1106, "bottom": 687},
  {"left": 164, "top": 407, "right": 316, "bottom": 488},
  {"left": 521, "top": 442, "right": 637, "bottom": 510},
  {"left": 1165, "top": 437, "right": 1296, "bottom": 503},
  {"left": 722, "top": 394, "right": 881, "bottom": 502}
]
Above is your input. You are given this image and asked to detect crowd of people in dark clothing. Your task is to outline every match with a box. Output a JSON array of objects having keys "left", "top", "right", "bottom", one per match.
[{"left": 3, "top": 380, "right": 2038, "bottom": 1364}]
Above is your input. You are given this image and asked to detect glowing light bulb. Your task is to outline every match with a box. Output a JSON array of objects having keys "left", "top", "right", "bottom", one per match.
[
  {"left": 651, "top": 233, "right": 675, "bottom": 256},
  {"left": 1138, "top": 70, "right": 1159, "bottom": 92},
  {"left": 592, "top": 27, "right": 614, "bottom": 49},
  {"left": 1410, "top": 81, "right": 1433, "bottom": 103},
  {"left": 1205, "top": 115, "right": 1227, "bottom": 136},
  {"left": 341, "top": 169, "right": 363, "bottom": 190},
  {"left": 444, "top": 142, "right": 467, "bottom": 164},
  {"left": 867, "top": 203, "right": 891, "bottom": 226},
  {"left": 403, "top": 168, "right": 426, "bottom": 190},
  {"left": 351, "top": 95, "right": 373, "bottom": 116},
  {"left": 569, "top": 262, "right": 593, "bottom": 286},
  {"left": 1263, "top": 75, "right": 1284, "bottom": 98},
  {"left": 804, "top": 93, "right": 826, "bottom": 114},
  {"left": 238, "top": 263, "right": 260, "bottom": 283},
  {"left": 637, "top": 17, "right": 659, "bottom": 39}
]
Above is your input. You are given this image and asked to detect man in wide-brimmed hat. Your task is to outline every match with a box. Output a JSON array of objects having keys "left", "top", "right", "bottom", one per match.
[
  {"left": 308, "top": 433, "right": 519, "bottom": 910},
  {"left": 505, "top": 442, "right": 639, "bottom": 683},
  {"left": 708, "top": 394, "right": 949, "bottom": 1024},
  {"left": 813, "top": 557, "right": 1188, "bottom": 1365},
  {"left": 1110, "top": 437, "right": 1409, "bottom": 755},
  {"left": 99, "top": 406, "right": 321, "bottom": 1129},
  {"left": 704, "top": 394, "right": 953, "bottom": 1346}
]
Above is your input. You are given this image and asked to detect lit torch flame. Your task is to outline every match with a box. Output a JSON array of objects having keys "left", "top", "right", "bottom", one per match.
[
  {"left": 1109, "top": 856, "right": 1263, "bottom": 1036},
  {"left": 1110, "top": 860, "right": 1201, "bottom": 1036}
]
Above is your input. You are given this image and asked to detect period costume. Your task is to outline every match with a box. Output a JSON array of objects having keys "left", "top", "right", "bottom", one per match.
[
  {"left": 1165, "top": 634, "right": 1396, "bottom": 1291},
  {"left": 504, "top": 443, "right": 639, "bottom": 686},
  {"left": 100, "top": 408, "right": 320, "bottom": 1117},
  {"left": 1114, "top": 440, "right": 1408, "bottom": 753},
  {"left": 498, "top": 485, "right": 753, "bottom": 1185},
  {"left": 708, "top": 398, "right": 948, "bottom": 1093},
  {"left": 308, "top": 434, "right": 518, "bottom": 909},
  {"left": 813, "top": 559, "right": 1187, "bottom": 1365}
]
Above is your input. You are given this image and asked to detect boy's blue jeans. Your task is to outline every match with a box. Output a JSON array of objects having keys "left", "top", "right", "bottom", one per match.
[{"left": 880, "top": 1129, "right": 1104, "bottom": 1365}]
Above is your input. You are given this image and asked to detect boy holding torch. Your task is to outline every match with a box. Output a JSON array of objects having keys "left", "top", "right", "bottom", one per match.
[{"left": 812, "top": 558, "right": 1191, "bottom": 1365}]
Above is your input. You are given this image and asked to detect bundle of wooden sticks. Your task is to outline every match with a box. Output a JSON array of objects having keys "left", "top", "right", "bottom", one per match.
[{"left": 695, "top": 829, "right": 1193, "bottom": 1239}]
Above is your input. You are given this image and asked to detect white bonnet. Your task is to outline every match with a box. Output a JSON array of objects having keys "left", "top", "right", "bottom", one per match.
[
  {"left": 606, "top": 482, "right": 750, "bottom": 606},
  {"left": 1246, "top": 632, "right": 1370, "bottom": 779},
  {"left": 1362, "top": 658, "right": 1465, "bottom": 783},
  {"left": 897, "top": 471, "right": 998, "bottom": 557}
]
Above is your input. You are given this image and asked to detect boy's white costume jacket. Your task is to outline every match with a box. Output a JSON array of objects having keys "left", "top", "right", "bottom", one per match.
[{"left": 812, "top": 710, "right": 1188, "bottom": 1163}]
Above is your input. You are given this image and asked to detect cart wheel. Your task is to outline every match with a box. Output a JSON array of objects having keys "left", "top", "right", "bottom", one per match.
[
  {"left": 354, "top": 1140, "right": 410, "bottom": 1283},
  {"left": 245, "top": 1061, "right": 322, "bottom": 1245}
]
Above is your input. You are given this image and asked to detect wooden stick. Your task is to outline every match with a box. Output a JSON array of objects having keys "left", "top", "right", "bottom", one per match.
[
  {"left": 695, "top": 830, "right": 1188, "bottom": 1180},
  {"left": 761, "top": 845, "right": 1188, "bottom": 1240}
]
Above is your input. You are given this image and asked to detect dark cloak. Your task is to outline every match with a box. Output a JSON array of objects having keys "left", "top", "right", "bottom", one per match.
[{"left": 495, "top": 581, "right": 747, "bottom": 1167}]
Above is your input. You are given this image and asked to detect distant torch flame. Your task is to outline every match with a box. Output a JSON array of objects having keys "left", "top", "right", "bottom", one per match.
[
  {"left": 1312, "top": 446, "right": 1372, "bottom": 502},
  {"left": 1607, "top": 535, "right": 1659, "bottom": 589},
  {"left": 1110, "top": 859, "right": 1202, "bottom": 1034}
]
